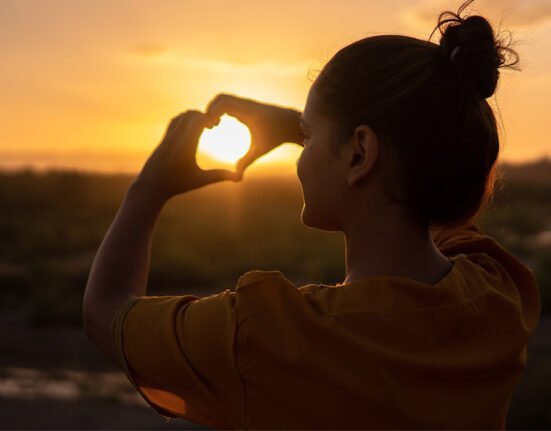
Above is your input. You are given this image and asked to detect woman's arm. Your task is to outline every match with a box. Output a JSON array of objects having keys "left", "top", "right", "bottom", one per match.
[
  {"left": 82, "top": 110, "right": 240, "bottom": 368},
  {"left": 82, "top": 101, "right": 301, "bottom": 367},
  {"left": 82, "top": 181, "right": 168, "bottom": 367}
]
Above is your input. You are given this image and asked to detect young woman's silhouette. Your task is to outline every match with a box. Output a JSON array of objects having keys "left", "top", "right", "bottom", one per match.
[{"left": 83, "top": 0, "right": 541, "bottom": 429}]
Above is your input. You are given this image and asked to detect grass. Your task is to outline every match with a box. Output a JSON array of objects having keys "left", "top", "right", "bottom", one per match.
[{"left": 0, "top": 158, "right": 550, "bottom": 326}]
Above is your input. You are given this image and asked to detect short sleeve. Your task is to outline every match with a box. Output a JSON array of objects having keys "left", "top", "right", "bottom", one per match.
[{"left": 111, "top": 290, "right": 246, "bottom": 429}]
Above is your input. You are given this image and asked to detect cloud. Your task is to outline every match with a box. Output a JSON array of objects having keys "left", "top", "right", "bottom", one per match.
[
  {"left": 133, "top": 43, "right": 169, "bottom": 58},
  {"left": 400, "top": 0, "right": 551, "bottom": 33},
  {"left": 503, "top": 0, "right": 551, "bottom": 28}
]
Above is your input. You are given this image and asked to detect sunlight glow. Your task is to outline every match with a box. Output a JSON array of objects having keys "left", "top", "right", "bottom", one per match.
[
  {"left": 0, "top": 2, "right": 546, "bottom": 173},
  {"left": 197, "top": 115, "right": 251, "bottom": 168}
]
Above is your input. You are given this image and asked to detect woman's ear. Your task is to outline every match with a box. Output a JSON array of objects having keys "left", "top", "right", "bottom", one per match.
[{"left": 345, "top": 125, "right": 379, "bottom": 187}]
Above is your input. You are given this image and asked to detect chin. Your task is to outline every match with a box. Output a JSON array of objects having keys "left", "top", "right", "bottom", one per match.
[{"left": 300, "top": 205, "right": 341, "bottom": 232}]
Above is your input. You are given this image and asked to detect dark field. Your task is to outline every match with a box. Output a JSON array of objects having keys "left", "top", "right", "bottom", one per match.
[{"left": 0, "top": 158, "right": 550, "bottom": 429}]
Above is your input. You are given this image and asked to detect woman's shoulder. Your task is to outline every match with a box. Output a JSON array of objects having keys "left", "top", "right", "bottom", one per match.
[
  {"left": 236, "top": 269, "right": 326, "bottom": 295},
  {"left": 236, "top": 269, "right": 290, "bottom": 289}
]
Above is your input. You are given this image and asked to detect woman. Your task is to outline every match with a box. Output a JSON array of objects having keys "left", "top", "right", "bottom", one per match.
[{"left": 83, "top": 0, "right": 541, "bottom": 429}]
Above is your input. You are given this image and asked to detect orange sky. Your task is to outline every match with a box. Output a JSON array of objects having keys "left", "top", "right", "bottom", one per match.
[{"left": 0, "top": 0, "right": 550, "bottom": 176}]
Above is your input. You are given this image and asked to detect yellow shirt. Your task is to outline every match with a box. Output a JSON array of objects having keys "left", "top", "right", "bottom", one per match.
[{"left": 111, "top": 223, "right": 541, "bottom": 429}]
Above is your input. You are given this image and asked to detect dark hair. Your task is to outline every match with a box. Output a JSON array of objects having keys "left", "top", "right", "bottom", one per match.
[{"left": 311, "top": 0, "right": 520, "bottom": 229}]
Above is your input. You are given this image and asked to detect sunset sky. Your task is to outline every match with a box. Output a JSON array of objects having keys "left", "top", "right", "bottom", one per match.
[{"left": 1, "top": 0, "right": 550, "bottom": 176}]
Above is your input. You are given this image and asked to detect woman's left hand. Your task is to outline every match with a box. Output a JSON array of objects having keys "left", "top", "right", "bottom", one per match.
[{"left": 133, "top": 110, "right": 242, "bottom": 200}]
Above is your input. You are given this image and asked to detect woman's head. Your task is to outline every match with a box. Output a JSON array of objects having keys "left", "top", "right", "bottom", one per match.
[{"left": 296, "top": 0, "right": 520, "bottom": 232}]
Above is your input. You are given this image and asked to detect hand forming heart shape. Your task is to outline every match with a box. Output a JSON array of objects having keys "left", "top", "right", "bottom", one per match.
[{"left": 204, "top": 93, "right": 303, "bottom": 177}]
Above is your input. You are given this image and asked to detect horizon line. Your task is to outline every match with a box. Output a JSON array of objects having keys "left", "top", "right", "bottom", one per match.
[{"left": 0, "top": 155, "right": 549, "bottom": 178}]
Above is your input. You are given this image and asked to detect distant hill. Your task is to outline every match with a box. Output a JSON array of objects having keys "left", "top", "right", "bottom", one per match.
[{"left": 500, "top": 157, "right": 551, "bottom": 185}]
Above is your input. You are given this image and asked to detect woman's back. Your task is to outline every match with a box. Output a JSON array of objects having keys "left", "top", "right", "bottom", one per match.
[{"left": 112, "top": 223, "right": 540, "bottom": 429}]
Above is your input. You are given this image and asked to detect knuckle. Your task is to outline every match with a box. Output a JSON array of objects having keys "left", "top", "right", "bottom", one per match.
[
  {"left": 172, "top": 111, "right": 185, "bottom": 120},
  {"left": 180, "top": 110, "right": 200, "bottom": 121},
  {"left": 213, "top": 93, "right": 227, "bottom": 102},
  {"left": 220, "top": 93, "right": 237, "bottom": 104},
  {"left": 207, "top": 96, "right": 223, "bottom": 110}
]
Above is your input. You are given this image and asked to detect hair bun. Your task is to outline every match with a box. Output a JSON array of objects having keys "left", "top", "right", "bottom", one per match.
[{"left": 430, "top": 0, "right": 520, "bottom": 99}]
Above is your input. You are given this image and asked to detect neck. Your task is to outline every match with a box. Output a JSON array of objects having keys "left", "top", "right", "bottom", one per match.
[{"left": 342, "top": 209, "right": 452, "bottom": 285}]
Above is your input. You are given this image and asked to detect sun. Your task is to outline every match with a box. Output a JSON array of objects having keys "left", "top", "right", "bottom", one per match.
[{"left": 197, "top": 114, "right": 251, "bottom": 167}]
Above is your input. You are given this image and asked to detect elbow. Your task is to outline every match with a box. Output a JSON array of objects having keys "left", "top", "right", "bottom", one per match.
[
  {"left": 81, "top": 295, "right": 128, "bottom": 370},
  {"left": 81, "top": 292, "right": 134, "bottom": 343}
]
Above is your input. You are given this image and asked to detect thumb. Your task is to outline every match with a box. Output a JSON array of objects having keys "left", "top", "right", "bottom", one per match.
[
  {"left": 236, "top": 151, "right": 259, "bottom": 175},
  {"left": 202, "top": 169, "right": 242, "bottom": 184}
]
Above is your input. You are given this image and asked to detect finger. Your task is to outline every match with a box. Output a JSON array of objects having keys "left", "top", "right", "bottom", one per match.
[
  {"left": 236, "top": 150, "right": 260, "bottom": 175},
  {"left": 201, "top": 168, "right": 242, "bottom": 184},
  {"left": 204, "top": 115, "right": 221, "bottom": 129},
  {"left": 185, "top": 112, "right": 211, "bottom": 145},
  {"left": 208, "top": 99, "right": 248, "bottom": 123},
  {"left": 164, "top": 111, "right": 208, "bottom": 156},
  {"left": 166, "top": 110, "right": 202, "bottom": 137},
  {"left": 188, "top": 106, "right": 224, "bottom": 129},
  {"left": 206, "top": 94, "right": 253, "bottom": 124},
  {"left": 165, "top": 114, "right": 184, "bottom": 136}
]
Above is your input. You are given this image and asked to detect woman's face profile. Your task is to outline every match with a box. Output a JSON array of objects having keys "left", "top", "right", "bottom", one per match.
[{"left": 296, "top": 87, "right": 348, "bottom": 231}]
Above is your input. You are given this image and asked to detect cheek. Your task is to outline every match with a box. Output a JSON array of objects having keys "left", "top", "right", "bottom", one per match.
[
  {"left": 297, "top": 147, "right": 316, "bottom": 208},
  {"left": 296, "top": 143, "right": 344, "bottom": 230},
  {"left": 297, "top": 143, "right": 311, "bottom": 188},
  {"left": 296, "top": 146, "right": 308, "bottom": 183},
  {"left": 296, "top": 143, "right": 318, "bottom": 189}
]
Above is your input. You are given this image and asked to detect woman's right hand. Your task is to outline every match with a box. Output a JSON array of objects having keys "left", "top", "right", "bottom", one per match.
[{"left": 205, "top": 93, "right": 303, "bottom": 177}]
